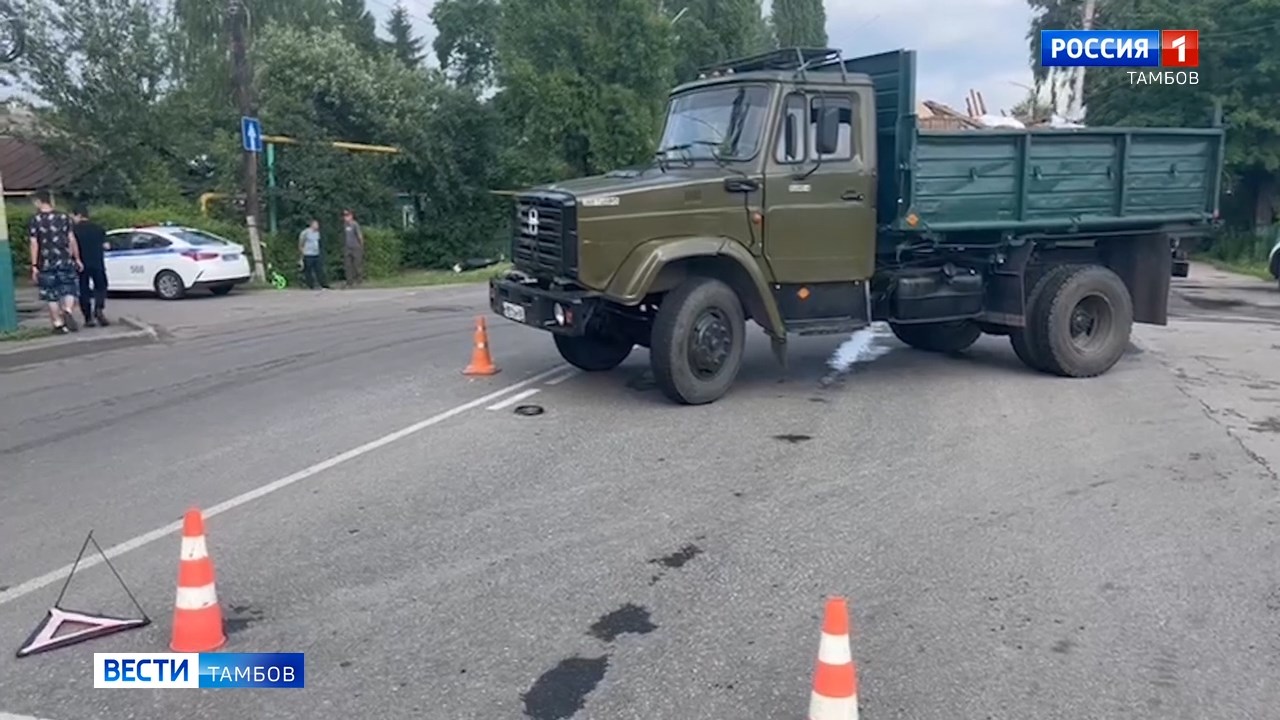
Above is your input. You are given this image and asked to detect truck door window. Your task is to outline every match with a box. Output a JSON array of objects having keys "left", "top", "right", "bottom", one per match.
[
  {"left": 774, "top": 93, "right": 807, "bottom": 164},
  {"left": 808, "top": 96, "right": 857, "bottom": 161}
]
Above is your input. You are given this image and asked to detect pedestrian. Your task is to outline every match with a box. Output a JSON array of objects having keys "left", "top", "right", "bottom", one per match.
[
  {"left": 28, "top": 190, "right": 83, "bottom": 334},
  {"left": 341, "top": 209, "right": 365, "bottom": 288},
  {"left": 298, "top": 218, "right": 329, "bottom": 289},
  {"left": 72, "top": 204, "right": 110, "bottom": 327}
]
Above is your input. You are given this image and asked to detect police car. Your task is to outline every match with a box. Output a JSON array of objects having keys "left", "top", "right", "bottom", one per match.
[{"left": 105, "top": 225, "right": 252, "bottom": 300}]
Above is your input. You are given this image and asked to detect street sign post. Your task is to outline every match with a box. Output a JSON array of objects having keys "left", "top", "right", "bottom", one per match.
[{"left": 241, "top": 116, "right": 263, "bottom": 154}]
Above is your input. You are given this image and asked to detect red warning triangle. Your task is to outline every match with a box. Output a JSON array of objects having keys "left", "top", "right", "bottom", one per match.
[
  {"left": 14, "top": 531, "right": 150, "bottom": 658},
  {"left": 17, "top": 607, "right": 149, "bottom": 657}
]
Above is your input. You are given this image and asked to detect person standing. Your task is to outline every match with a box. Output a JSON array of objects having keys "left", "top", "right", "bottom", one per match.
[
  {"left": 72, "top": 204, "right": 110, "bottom": 326},
  {"left": 298, "top": 218, "right": 329, "bottom": 289},
  {"left": 341, "top": 209, "right": 365, "bottom": 288},
  {"left": 28, "top": 190, "right": 83, "bottom": 334}
]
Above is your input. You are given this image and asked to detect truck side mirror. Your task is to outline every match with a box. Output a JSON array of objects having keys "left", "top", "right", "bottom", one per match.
[
  {"left": 816, "top": 106, "right": 840, "bottom": 156},
  {"left": 784, "top": 114, "right": 798, "bottom": 161}
]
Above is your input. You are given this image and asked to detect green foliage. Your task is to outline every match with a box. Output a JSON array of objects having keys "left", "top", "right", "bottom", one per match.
[
  {"left": 385, "top": 3, "right": 425, "bottom": 69},
  {"left": 671, "top": 0, "right": 772, "bottom": 84},
  {"left": 334, "top": 0, "right": 381, "bottom": 57},
  {"left": 431, "top": 0, "right": 501, "bottom": 89},
  {"left": 770, "top": 0, "right": 828, "bottom": 49}
]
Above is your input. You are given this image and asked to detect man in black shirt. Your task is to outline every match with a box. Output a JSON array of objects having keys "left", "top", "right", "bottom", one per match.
[
  {"left": 28, "top": 190, "right": 82, "bottom": 334},
  {"left": 72, "top": 205, "right": 110, "bottom": 327}
]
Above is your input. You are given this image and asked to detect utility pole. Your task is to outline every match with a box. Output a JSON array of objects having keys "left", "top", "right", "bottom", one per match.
[
  {"left": 227, "top": 0, "right": 266, "bottom": 283},
  {"left": 1071, "top": 0, "right": 1097, "bottom": 122}
]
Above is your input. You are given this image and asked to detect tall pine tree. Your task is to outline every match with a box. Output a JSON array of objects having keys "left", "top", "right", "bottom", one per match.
[
  {"left": 385, "top": 3, "right": 424, "bottom": 68},
  {"left": 770, "top": 0, "right": 828, "bottom": 48},
  {"left": 333, "top": 0, "right": 381, "bottom": 56}
]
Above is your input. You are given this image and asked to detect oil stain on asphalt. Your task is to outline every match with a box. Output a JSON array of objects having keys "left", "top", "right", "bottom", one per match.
[
  {"left": 649, "top": 543, "right": 703, "bottom": 569},
  {"left": 588, "top": 603, "right": 658, "bottom": 642},
  {"left": 774, "top": 433, "right": 813, "bottom": 444},
  {"left": 522, "top": 656, "right": 610, "bottom": 720}
]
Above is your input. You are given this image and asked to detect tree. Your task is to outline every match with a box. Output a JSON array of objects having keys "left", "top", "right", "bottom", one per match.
[
  {"left": 11, "top": 0, "right": 184, "bottom": 204},
  {"left": 496, "top": 0, "right": 675, "bottom": 183},
  {"left": 669, "top": 0, "right": 771, "bottom": 84},
  {"left": 770, "top": 0, "right": 827, "bottom": 48},
  {"left": 333, "top": 0, "right": 380, "bottom": 57},
  {"left": 430, "top": 0, "right": 501, "bottom": 90},
  {"left": 385, "top": 3, "right": 424, "bottom": 69}
]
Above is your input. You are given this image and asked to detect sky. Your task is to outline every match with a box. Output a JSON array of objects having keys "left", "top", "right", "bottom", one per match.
[{"left": 367, "top": 0, "right": 1041, "bottom": 115}]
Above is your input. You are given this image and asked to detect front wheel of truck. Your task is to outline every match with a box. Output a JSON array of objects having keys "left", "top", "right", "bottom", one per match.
[
  {"left": 1030, "top": 265, "right": 1134, "bottom": 378},
  {"left": 889, "top": 320, "right": 982, "bottom": 353},
  {"left": 554, "top": 333, "right": 634, "bottom": 372},
  {"left": 650, "top": 277, "right": 746, "bottom": 405}
]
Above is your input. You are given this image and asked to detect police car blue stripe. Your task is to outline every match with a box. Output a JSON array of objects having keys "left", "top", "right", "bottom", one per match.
[{"left": 104, "top": 248, "right": 179, "bottom": 257}]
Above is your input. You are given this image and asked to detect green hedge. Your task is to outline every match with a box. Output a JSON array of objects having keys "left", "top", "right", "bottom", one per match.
[{"left": 7, "top": 203, "right": 404, "bottom": 282}]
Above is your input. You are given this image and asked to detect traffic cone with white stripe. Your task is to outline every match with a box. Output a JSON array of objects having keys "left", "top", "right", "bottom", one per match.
[
  {"left": 463, "top": 316, "right": 500, "bottom": 376},
  {"left": 170, "top": 508, "right": 226, "bottom": 652},
  {"left": 809, "top": 596, "right": 859, "bottom": 720}
]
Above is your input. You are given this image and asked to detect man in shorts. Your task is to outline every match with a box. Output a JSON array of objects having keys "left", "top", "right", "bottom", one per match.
[{"left": 28, "top": 190, "right": 83, "bottom": 333}]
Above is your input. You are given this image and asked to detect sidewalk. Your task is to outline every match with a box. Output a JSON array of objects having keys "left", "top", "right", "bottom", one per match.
[{"left": 1, "top": 285, "right": 159, "bottom": 370}]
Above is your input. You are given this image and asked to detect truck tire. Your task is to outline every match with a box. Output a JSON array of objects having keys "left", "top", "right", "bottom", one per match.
[
  {"left": 890, "top": 320, "right": 982, "bottom": 353},
  {"left": 1009, "top": 265, "right": 1078, "bottom": 372},
  {"left": 650, "top": 277, "right": 745, "bottom": 405},
  {"left": 1029, "top": 265, "right": 1134, "bottom": 378},
  {"left": 554, "top": 333, "right": 633, "bottom": 372}
]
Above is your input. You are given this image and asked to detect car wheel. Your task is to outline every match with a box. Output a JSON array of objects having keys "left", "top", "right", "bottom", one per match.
[
  {"left": 1030, "top": 265, "right": 1134, "bottom": 378},
  {"left": 210, "top": 284, "right": 234, "bottom": 296},
  {"left": 155, "top": 270, "right": 186, "bottom": 300},
  {"left": 554, "top": 333, "right": 633, "bottom": 371}
]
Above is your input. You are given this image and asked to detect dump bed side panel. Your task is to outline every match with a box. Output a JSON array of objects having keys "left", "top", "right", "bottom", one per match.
[
  {"left": 900, "top": 128, "right": 1223, "bottom": 232},
  {"left": 838, "top": 50, "right": 916, "bottom": 224}
]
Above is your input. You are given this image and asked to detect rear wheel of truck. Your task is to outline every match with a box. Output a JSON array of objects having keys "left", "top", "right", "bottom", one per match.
[
  {"left": 650, "top": 277, "right": 745, "bottom": 405},
  {"left": 1009, "top": 265, "right": 1077, "bottom": 372},
  {"left": 554, "top": 333, "right": 634, "bottom": 372},
  {"left": 1030, "top": 265, "right": 1134, "bottom": 378},
  {"left": 889, "top": 320, "right": 982, "bottom": 353}
]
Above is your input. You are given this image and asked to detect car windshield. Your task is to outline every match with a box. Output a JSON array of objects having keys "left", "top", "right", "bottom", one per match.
[
  {"left": 171, "top": 229, "right": 232, "bottom": 246},
  {"left": 656, "top": 85, "right": 771, "bottom": 161}
]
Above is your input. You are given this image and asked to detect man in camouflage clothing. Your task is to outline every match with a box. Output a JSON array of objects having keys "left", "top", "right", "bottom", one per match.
[{"left": 28, "top": 190, "right": 83, "bottom": 334}]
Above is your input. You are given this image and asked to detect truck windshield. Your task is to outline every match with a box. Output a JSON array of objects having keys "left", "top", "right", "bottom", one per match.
[{"left": 657, "top": 85, "right": 770, "bottom": 161}]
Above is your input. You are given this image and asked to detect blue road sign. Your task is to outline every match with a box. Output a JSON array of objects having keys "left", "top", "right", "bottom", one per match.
[{"left": 241, "top": 116, "right": 263, "bottom": 154}]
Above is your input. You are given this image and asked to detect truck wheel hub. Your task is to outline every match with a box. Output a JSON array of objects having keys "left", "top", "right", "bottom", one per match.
[
  {"left": 1069, "top": 296, "right": 1112, "bottom": 351},
  {"left": 689, "top": 309, "right": 732, "bottom": 378}
]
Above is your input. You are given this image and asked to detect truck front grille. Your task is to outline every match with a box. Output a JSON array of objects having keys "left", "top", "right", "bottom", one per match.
[{"left": 512, "top": 191, "right": 577, "bottom": 277}]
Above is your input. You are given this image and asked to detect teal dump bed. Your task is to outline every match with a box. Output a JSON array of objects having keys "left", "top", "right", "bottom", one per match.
[
  {"left": 900, "top": 128, "right": 1225, "bottom": 232},
  {"left": 830, "top": 50, "right": 1226, "bottom": 235}
]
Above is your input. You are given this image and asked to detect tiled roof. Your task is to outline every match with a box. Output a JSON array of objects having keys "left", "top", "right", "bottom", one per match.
[{"left": 0, "top": 137, "right": 79, "bottom": 192}]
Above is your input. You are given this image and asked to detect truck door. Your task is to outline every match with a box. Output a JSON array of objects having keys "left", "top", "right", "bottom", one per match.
[{"left": 763, "top": 88, "right": 876, "bottom": 324}]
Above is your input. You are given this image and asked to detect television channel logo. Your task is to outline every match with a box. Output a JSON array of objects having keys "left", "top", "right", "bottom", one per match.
[
  {"left": 1041, "top": 30, "right": 1199, "bottom": 68},
  {"left": 94, "top": 652, "right": 306, "bottom": 689}
]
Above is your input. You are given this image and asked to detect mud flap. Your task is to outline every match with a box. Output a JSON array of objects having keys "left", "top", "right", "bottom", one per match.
[{"left": 1103, "top": 235, "right": 1171, "bottom": 326}]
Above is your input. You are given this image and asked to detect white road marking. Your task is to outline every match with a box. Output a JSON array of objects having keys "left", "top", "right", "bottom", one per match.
[
  {"left": 544, "top": 369, "right": 581, "bottom": 386},
  {"left": 1, "top": 713, "right": 59, "bottom": 720},
  {"left": 0, "top": 365, "right": 569, "bottom": 608},
  {"left": 486, "top": 388, "right": 540, "bottom": 410}
]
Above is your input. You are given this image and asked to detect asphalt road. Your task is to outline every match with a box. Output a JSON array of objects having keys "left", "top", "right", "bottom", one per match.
[{"left": 1, "top": 267, "right": 1279, "bottom": 719}]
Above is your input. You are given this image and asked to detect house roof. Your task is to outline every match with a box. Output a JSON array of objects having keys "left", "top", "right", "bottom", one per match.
[{"left": 0, "top": 137, "right": 78, "bottom": 192}]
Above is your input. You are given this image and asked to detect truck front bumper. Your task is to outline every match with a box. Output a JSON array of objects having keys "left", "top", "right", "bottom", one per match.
[{"left": 488, "top": 276, "right": 601, "bottom": 337}]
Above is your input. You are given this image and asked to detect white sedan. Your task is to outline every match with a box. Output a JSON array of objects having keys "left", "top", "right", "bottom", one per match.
[{"left": 104, "top": 226, "right": 252, "bottom": 300}]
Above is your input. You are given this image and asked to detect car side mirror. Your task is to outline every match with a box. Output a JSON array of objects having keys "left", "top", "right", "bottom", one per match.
[
  {"left": 816, "top": 106, "right": 840, "bottom": 156},
  {"left": 783, "top": 114, "right": 798, "bottom": 161}
]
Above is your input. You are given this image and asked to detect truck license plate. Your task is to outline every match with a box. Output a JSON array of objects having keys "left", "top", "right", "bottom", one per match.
[{"left": 502, "top": 302, "right": 526, "bottom": 323}]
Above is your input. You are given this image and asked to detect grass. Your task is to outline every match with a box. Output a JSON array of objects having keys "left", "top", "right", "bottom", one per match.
[
  {"left": 365, "top": 262, "right": 512, "bottom": 289},
  {"left": 0, "top": 326, "right": 54, "bottom": 342},
  {"left": 1193, "top": 254, "right": 1274, "bottom": 282}
]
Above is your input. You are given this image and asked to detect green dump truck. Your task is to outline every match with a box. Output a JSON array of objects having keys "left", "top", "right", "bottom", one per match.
[{"left": 489, "top": 47, "right": 1224, "bottom": 405}]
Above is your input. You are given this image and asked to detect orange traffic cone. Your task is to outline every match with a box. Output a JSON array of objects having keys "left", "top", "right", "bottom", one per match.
[
  {"left": 170, "top": 508, "right": 226, "bottom": 652},
  {"left": 463, "top": 316, "right": 500, "bottom": 376},
  {"left": 809, "top": 596, "right": 859, "bottom": 720}
]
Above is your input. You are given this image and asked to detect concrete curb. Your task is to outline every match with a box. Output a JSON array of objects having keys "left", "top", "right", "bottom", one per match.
[{"left": 0, "top": 319, "right": 162, "bottom": 369}]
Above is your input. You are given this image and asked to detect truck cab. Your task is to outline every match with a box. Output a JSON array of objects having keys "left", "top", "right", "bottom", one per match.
[{"left": 490, "top": 47, "right": 1224, "bottom": 405}]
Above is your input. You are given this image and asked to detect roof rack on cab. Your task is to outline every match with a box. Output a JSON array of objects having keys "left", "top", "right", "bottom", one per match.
[{"left": 697, "top": 47, "right": 847, "bottom": 82}]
